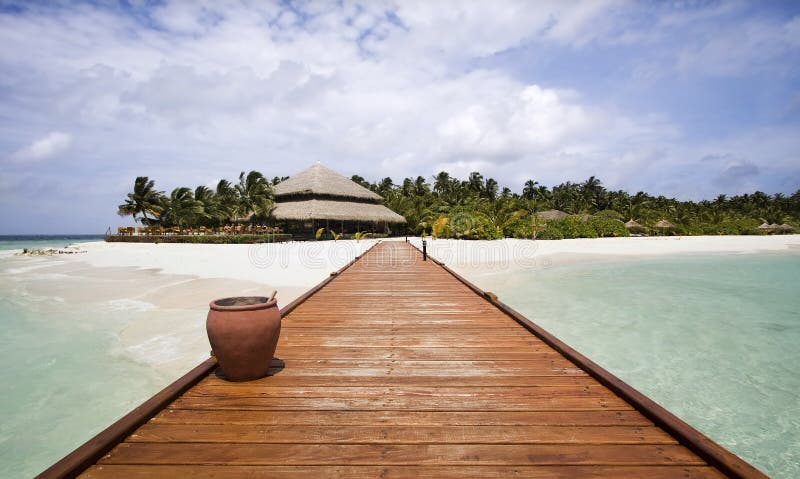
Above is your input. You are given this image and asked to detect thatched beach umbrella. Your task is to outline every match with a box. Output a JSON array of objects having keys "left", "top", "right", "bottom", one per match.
[
  {"left": 654, "top": 220, "right": 674, "bottom": 229},
  {"left": 624, "top": 219, "right": 645, "bottom": 233},
  {"left": 758, "top": 222, "right": 774, "bottom": 234},
  {"left": 536, "top": 209, "right": 569, "bottom": 221},
  {"left": 779, "top": 223, "right": 794, "bottom": 233},
  {"left": 654, "top": 219, "right": 674, "bottom": 236}
]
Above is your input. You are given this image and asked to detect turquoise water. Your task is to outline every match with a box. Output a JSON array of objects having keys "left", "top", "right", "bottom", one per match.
[
  {"left": 0, "top": 235, "right": 104, "bottom": 252},
  {"left": 0, "top": 237, "right": 171, "bottom": 478},
  {"left": 484, "top": 253, "right": 800, "bottom": 478},
  {"left": 0, "top": 296, "right": 165, "bottom": 477}
]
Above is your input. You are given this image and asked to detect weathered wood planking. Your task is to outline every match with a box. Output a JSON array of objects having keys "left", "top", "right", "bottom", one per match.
[{"left": 39, "top": 241, "right": 765, "bottom": 479}]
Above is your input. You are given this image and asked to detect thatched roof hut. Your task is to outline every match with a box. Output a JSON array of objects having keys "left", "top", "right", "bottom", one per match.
[
  {"left": 274, "top": 163, "right": 382, "bottom": 202},
  {"left": 779, "top": 223, "right": 794, "bottom": 233},
  {"left": 537, "top": 209, "right": 569, "bottom": 221},
  {"left": 624, "top": 219, "right": 645, "bottom": 232},
  {"left": 271, "top": 199, "right": 405, "bottom": 223},
  {"left": 758, "top": 222, "right": 772, "bottom": 231},
  {"left": 654, "top": 220, "right": 674, "bottom": 229},
  {"left": 271, "top": 163, "right": 405, "bottom": 232}
]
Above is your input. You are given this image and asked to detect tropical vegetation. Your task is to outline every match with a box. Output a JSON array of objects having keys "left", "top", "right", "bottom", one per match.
[
  {"left": 118, "top": 170, "right": 799, "bottom": 240},
  {"left": 369, "top": 172, "right": 799, "bottom": 239},
  {"left": 118, "top": 171, "right": 277, "bottom": 228}
]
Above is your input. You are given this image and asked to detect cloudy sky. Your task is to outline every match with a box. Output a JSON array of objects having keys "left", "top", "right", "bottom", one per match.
[{"left": 1, "top": 1, "right": 799, "bottom": 233}]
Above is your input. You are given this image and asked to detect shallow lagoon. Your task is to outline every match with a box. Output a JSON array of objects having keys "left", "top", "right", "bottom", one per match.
[{"left": 483, "top": 253, "right": 800, "bottom": 478}]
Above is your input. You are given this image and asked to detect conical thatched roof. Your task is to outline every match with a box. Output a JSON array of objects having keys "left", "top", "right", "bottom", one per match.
[
  {"left": 624, "top": 219, "right": 644, "bottom": 230},
  {"left": 654, "top": 220, "right": 674, "bottom": 228},
  {"left": 779, "top": 223, "right": 794, "bottom": 232},
  {"left": 758, "top": 222, "right": 772, "bottom": 230},
  {"left": 536, "top": 209, "right": 569, "bottom": 221},
  {"left": 271, "top": 199, "right": 406, "bottom": 223},
  {"left": 273, "top": 163, "right": 382, "bottom": 201}
]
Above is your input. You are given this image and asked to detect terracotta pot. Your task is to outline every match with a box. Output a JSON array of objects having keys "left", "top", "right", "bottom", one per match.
[{"left": 207, "top": 296, "right": 281, "bottom": 381}]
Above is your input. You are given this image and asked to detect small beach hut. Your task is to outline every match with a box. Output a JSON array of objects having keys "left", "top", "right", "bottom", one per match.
[
  {"left": 536, "top": 209, "right": 569, "bottom": 221},
  {"left": 758, "top": 222, "right": 774, "bottom": 234},
  {"left": 654, "top": 219, "right": 674, "bottom": 236},
  {"left": 270, "top": 163, "right": 406, "bottom": 237},
  {"left": 624, "top": 219, "right": 645, "bottom": 234},
  {"left": 778, "top": 223, "right": 794, "bottom": 234}
]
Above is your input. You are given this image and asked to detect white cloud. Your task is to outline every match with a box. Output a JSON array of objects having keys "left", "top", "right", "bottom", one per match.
[
  {"left": 10, "top": 132, "right": 72, "bottom": 163},
  {"left": 0, "top": 1, "right": 797, "bottom": 233}
]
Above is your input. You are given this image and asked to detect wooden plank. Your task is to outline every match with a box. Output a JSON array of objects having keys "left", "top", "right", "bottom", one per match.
[
  {"left": 196, "top": 375, "right": 599, "bottom": 387},
  {"left": 272, "top": 346, "right": 563, "bottom": 360},
  {"left": 168, "top": 395, "right": 631, "bottom": 411},
  {"left": 100, "top": 443, "right": 705, "bottom": 466},
  {"left": 80, "top": 465, "right": 728, "bottom": 479},
  {"left": 184, "top": 385, "right": 617, "bottom": 399},
  {"left": 246, "top": 359, "right": 579, "bottom": 370},
  {"left": 246, "top": 366, "right": 587, "bottom": 377},
  {"left": 150, "top": 409, "right": 654, "bottom": 426},
  {"left": 129, "top": 423, "right": 677, "bottom": 444}
]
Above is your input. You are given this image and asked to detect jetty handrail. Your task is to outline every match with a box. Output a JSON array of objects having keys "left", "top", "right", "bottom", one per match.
[
  {"left": 35, "top": 241, "right": 381, "bottom": 479},
  {"left": 411, "top": 241, "right": 768, "bottom": 479}
]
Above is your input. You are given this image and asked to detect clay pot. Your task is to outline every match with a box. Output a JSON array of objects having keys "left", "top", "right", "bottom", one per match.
[{"left": 207, "top": 296, "right": 281, "bottom": 381}]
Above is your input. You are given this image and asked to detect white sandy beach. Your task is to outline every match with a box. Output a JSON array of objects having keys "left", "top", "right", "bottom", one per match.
[
  {"left": 2, "top": 239, "right": 377, "bottom": 378},
  {"left": 411, "top": 234, "right": 800, "bottom": 275},
  {"left": 3, "top": 235, "right": 799, "bottom": 379}
]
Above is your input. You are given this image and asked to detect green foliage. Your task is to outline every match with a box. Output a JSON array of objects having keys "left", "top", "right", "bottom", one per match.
[
  {"left": 536, "top": 228, "right": 564, "bottom": 240},
  {"left": 107, "top": 234, "right": 292, "bottom": 244},
  {"left": 431, "top": 216, "right": 449, "bottom": 239},
  {"left": 118, "top": 176, "right": 163, "bottom": 224},
  {"left": 120, "top": 169, "right": 800, "bottom": 240},
  {"left": 588, "top": 217, "right": 629, "bottom": 237},
  {"left": 594, "top": 209, "right": 624, "bottom": 220}
]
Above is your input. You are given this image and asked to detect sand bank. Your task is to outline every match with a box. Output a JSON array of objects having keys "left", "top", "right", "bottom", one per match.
[
  {"left": 2, "top": 240, "right": 378, "bottom": 378},
  {"left": 409, "top": 235, "right": 800, "bottom": 279}
]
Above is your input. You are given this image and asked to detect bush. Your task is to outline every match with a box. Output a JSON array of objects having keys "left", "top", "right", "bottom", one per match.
[
  {"left": 536, "top": 228, "right": 564, "bottom": 240},
  {"left": 594, "top": 209, "right": 624, "bottom": 221},
  {"left": 588, "top": 217, "right": 629, "bottom": 237},
  {"left": 107, "top": 234, "right": 292, "bottom": 244}
]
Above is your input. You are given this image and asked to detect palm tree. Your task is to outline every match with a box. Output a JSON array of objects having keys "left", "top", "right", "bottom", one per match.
[
  {"left": 235, "top": 171, "right": 273, "bottom": 221},
  {"left": 194, "top": 185, "right": 220, "bottom": 225},
  {"left": 433, "top": 171, "right": 451, "bottom": 196},
  {"left": 484, "top": 178, "right": 498, "bottom": 201},
  {"left": 467, "top": 171, "right": 484, "bottom": 194},
  {"left": 160, "top": 187, "right": 203, "bottom": 227},
  {"left": 214, "top": 179, "right": 239, "bottom": 223},
  {"left": 118, "top": 176, "right": 164, "bottom": 224},
  {"left": 413, "top": 176, "right": 430, "bottom": 196},
  {"left": 580, "top": 176, "right": 604, "bottom": 210},
  {"left": 522, "top": 180, "right": 539, "bottom": 200}
]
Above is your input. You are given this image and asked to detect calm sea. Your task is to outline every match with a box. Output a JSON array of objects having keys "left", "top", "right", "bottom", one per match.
[
  {"left": 0, "top": 236, "right": 168, "bottom": 478},
  {"left": 0, "top": 243, "right": 798, "bottom": 477},
  {"left": 484, "top": 252, "right": 800, "bottom": 478},
  {"left": 0, "top": 235, "right": 104, "bottom": 252}
]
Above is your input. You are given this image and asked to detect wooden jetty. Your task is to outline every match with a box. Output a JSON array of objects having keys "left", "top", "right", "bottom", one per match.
[{"left": 40, "top": 241, "right": 767, "bottom": 478}]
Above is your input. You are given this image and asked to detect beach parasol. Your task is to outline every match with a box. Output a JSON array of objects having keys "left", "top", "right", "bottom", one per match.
[
  {"left": 536, "top": 209, "right": 569, "bottom": 221},
  {"left": 624, "top": 219, "right": 645, "bottom": 233},
  {"left": 758, "top": 223, "right": 774, "bottom": 234},
  {"left": 654, "top": 219, "right": 674, "bottom": 236}
]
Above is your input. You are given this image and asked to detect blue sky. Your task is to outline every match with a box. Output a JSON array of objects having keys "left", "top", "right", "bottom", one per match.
[{"left": 1, "top": 0, "right": 799, "bottom": 233}]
